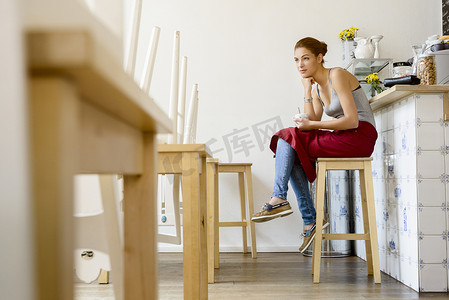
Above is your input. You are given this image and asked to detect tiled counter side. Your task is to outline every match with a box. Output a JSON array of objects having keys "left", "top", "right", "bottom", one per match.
[{"left": 354, "top": 85, "right": 449, "bottom": 292}]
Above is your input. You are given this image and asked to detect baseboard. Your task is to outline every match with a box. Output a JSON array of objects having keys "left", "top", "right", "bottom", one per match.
[{"left": 157, "top": 245, "right": 300, "bottom": 252}]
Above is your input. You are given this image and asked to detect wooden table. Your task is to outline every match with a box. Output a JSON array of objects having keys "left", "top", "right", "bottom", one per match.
[
  {"left": 157, "top": 144, "right": 211, "bottom": 300},
  {"left": 28, "top": 29, "right": 171, "bottom": 300}
]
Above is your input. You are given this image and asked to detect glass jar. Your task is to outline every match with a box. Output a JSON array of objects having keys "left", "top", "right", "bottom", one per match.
[
  {"left": 392, "top": 62, "right": 412, "bottom": 78},
  {"left": 417, "top": 55, "right": 436, "bottom": 85}
]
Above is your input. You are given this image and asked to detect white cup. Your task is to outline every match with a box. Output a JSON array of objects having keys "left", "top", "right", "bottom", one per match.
[{"left": 294, "top": 113, "right": 309, "bottom": 121}]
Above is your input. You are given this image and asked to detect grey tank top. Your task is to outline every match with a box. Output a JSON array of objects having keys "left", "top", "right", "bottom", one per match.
[{"left": 316, "top": 68, "right": 376, "bottom": 128}]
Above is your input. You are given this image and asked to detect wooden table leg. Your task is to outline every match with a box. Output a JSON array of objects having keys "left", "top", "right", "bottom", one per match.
[
  {"left": 199, "top": 157, "right": 208, "bottom": 299},
  {"left": 181, "top": 152, "right": 202, "bottom": 299},
  {"left": 123, "top": 133, "right": 157, "bottom": 299},
  {"left": 30, "top": 77, "right": 79, "bottom": 300},
  {"left": 213, "top": 165, "right": 219, "bottom": 270},
  {"left": 206, "top": 160, "right": 216, "bottom": 283}
]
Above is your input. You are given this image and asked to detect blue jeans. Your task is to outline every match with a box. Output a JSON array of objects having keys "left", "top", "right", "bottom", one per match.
[{"left": 272, "top": 138, "right": 316, "bottom": 225}]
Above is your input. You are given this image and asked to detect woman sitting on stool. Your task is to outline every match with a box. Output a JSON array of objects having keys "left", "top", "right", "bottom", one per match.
[{"left": 251, "top": 37, "right": 377, "bottom": 253}]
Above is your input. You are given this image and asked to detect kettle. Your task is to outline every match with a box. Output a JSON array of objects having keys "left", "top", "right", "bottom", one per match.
[{"left": 354, "top": 37, "right": 374, "bottom": 59}]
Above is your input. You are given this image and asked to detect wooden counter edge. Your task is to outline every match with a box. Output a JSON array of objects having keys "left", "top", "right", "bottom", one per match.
[
  {"left": 157, "top": 144, "right": 212, "bottom": 157},
  {"left": 369, "top": 84, "right": 449, "bottom": 112}
]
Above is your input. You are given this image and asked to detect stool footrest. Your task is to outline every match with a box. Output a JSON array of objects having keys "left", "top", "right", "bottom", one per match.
[
  {"left": 322, "top": 233, "right": 370, "bottom": 240},
  {"left": 219, "top": 221, "right": 248, "bottom": 227}
]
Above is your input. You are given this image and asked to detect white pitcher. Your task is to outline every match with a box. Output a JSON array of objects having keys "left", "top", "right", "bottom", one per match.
[{"left": 354, "top": 37, "right": 374, "bottom": 59}]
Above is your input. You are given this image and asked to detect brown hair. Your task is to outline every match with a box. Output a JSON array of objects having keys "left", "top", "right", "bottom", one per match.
[{"left": 294, "top": 37, "right": 328, "bottom": 60}]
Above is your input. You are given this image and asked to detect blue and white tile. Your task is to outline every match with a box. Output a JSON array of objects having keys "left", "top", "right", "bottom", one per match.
[
  {"left": 419, "top": 235, "right": 447, "bottom": 264},
  {"left": 415, "top": 94, "right": 444, "bottom": 123},
  {"left": 354, "top": 240, "right": 366, "bottom": 260},
  {"left": 393, "top": 154, "right": 405, "bottom": 179},
  {"left": 372, "top": 161, "right": 384, "bottom": 179},
  {"left": 372, "top": 140, "right": 384, "bottom": 165},
  {"left": 377, "top": 222, "right": 387, "bottom": 250},
  {"left": 400, "top": 260, "right": 419, "bottom": 292},
  {"left": 411, "top": 262, "right": 420, "bottom": 292},
  {"left": 400, "top": 179, "right": 417, "bottom": 207},
  {"left": 378, "top": 248, "right": 387, "bottom": 273},
  {"left": 399, "top": 205, "right": 410, "bottom": 233},
  {"left": 331, "top": 214, "right": 351, "bottom": 235},
  {"left": 419, "top": 264, "right": 448, "bottom": 292},
  {"left": 393, "top": 127, "right": 406, "bottom": 154},
  {"left": 397, "top": 256, "right": 407, "bottom": 284},
  {"left": 418, "top": 179, "right": 446, "bottom": 207},
  {"left": 378, "top": 204, "right": 388, "bottom": 229},
  {"left": 387, "top": 253, "right": 400, "bottom": 280},
  {"left": 393, "top": 101, "right": 408, "bottom": 130},
  {"left": 373, "top": 178, "right": 387, "bottom": 203},
  {"left": 405, "top": 205, "right": 419, "bottom": 235},
  {"left": 399, "top": 153, "right": 417, "bottom": 179},
  {"left": 387, "top": 225, "right": 399, "bottom": 249},
  {"left": 392, "top": 179, "right": 403, "bottom": 203},
  {"left": 386, "top": 178, "right": 399, "bottom": 204},
  {"left": 418, "top": 207, "right": 447, "bottom": 235},
  {"left": 387, "top": 203, "right": 400, "bottom": 231},
  {"left": 417, "top": 123, "right": 445, "bottom": 151},
  {"left": 374, "top": 111, "right": 382, "bottom": 134},
  {"left": 443, "top": 121, "right": 449, "bottom": 152},
  {"left": 385, "top": 157, "right": 396, "bottom": 179},
  {"left": 386, "top": 106, "right": 395, "bottom": 131},
  {"left": 380, "top": 132, "right": 388, "bottom": 156},
  {"left": 380, "top": 108, "right": 388, "bottom": 132},
  {"left": 417, "top": 151, "right": 445, "bottom": 179},
  {"left": 399, "top": 230, "right": 418, "bottom": 263},
  {"left": 386, "top": 130, "right": 395, "bottom": 155},
  {"left": 352, "top": 172, "right": 362, "bottom": 197},
  {"left": 402, "top": 124, "right": 417, "bottom": 154},
  {"left": 403, "top": 96, "right": 416, "bottom": 124},
  {"left": 447, "top": 208, "right": 449, "bottom": 235}
]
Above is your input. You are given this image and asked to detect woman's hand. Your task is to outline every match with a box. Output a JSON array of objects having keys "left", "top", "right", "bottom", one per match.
[
  {"left": 301, "top": 77, "right": 315, "bottom": 95},
  {"left": 294, "top": 117, "right": 314, "bottom": 131}
]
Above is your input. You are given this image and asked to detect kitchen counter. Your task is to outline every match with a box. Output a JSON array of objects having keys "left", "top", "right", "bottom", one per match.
[
  {"left": 369, "top": 85, "right": 449, "bottom": 119},
  {"left": 359, "top": 84, "right": 449, "bottom": 292}
]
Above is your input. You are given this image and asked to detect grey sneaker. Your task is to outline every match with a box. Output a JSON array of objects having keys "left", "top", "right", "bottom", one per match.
[
  {"left": 251, "top": 201, "right": 293, "bottom": 223},
  {"left": 298, "top": 220, "right": 329, "bottom": 253}
]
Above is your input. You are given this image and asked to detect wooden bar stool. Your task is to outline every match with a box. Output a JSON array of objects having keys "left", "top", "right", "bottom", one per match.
[
  {"left": 206, "top": 161, "right": 257, "bottom": 283},
  {"left": 312, "top": 157, "right": 381, "bottom": 284},
  {"left": 218, "top": 163, "right": 257, "bottom": 260}
]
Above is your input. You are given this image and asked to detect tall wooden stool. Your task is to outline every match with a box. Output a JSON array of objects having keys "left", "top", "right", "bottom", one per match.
[
  {"left": 312, "top": 157, "right": 381, "bottom": 284},
  {"left": 206, "top": 161, "right": 257, "bottom": 283}
]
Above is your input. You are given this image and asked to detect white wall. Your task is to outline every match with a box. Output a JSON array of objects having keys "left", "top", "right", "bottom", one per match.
[
  {"left": 124, "top": 0, "right": 442, "bottom": 251},
  {"left": 0, "top": 0, "right": 34, "bottom": 298}
]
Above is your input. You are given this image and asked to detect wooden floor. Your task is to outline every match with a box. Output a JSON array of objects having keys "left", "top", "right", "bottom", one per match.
[{"left": 75, "top": 252, "right": 449, "bottom": 299}]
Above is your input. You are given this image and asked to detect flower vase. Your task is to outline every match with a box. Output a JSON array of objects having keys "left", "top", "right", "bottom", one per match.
[
  {"left": 342, "top": 39, "right": 356, "bottom": 67},
  {"left": 370, "top": 85, "right": 376, "bottom": 98},
  {"left": 370, "top": 83, "right": 384, "bottom": 98}
]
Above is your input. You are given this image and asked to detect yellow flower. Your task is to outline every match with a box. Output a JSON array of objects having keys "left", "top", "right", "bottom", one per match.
[
  {"left": 364, "top": 73, "right": 379, "bottom": 83},
  {"left": 364, "top": 72, "right": 384, "bottom": 94},
  {"left": 338, "top": 26, "right": 359, "bottom": 41}
]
